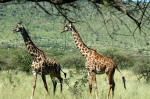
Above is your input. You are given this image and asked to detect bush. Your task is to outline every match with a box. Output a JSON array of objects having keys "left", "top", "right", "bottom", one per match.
[
  {"left": 60, "top": 55, "right": 85, "bottom": 70},
  {"left": 64, "top": 69, "right": 88, "bottom": 98},
  {"left": 0, "top": 61, "right": 7, "bottom": 70},
  {"left": 0, "top": 48, "right": 32, "bottom": 73},
  {"left": 133, "top": 58, "right": 150, "bottom": 82},
  {"left": 0, "top": 48, "right": 16, "bottom": 70},
  {"left": 12, "top": 50, "right": 32, "bottom": 73},
  {"left": 102, "top": 49, "right": 134, "bottom": 69}
]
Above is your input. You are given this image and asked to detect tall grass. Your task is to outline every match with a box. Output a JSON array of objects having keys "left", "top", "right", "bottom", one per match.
[{"left": 0, "top": 70, "right": 149, "bottom": 99}]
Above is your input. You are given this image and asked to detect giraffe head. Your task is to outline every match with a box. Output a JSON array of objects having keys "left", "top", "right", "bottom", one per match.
[
  {"left": 13, "top": 23, "right": 25, "bottom": 33},
  {"left": 61, "top": 23, "right": 73, "bottom": 33}
]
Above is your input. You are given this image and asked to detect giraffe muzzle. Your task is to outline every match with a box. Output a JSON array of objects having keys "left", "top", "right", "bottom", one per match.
[
  {"left": 12, "top": 29, "right": 16, "bottom": 33},
  {"left": 61, "top": 30, "right": 65, "bottom": 33}
]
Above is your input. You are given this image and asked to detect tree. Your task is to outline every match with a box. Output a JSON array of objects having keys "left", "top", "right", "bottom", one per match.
[{"left": 0, "top": 0, "right": 150, "bottom": 40}]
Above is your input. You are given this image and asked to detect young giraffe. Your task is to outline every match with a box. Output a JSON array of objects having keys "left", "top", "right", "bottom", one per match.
[
  {"left": 13, "top": 23, "right": 66, "bottom": 98},
  {"left": 61, "top": 23, "right": 126, "bottom": 99}
]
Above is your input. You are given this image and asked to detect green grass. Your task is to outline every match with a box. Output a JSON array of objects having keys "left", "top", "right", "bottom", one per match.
[{"left": 0, "top": 70, "right": 149, "bottom": 99}]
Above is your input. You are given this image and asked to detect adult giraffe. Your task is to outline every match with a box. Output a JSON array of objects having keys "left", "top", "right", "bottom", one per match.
[
  {"left": 61, "top": 23, "right": 126, "bottom": 99},
  {"left": 13, "top": 23, "right": 66, "bottom": 98}
]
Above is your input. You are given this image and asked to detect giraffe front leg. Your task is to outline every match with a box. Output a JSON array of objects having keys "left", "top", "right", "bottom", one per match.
[
  {"left": 93, "top": 74, "right": 98, "bottom": 99},
  {"left": 31, "top": 70, "right": 37, "bottom": 99},
  {"left": 88, "top": 73, "right": 93, "bottom": 96}
]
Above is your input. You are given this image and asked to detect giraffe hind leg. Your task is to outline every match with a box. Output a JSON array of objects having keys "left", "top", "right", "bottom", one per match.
[
  {"left": 107, "top": 79, "right": 115, "bottom": 99},
  {"left": 41, "top": 74, "right": 49, "bottom": 95},
  {"left": 59, "top": 77, "right": 63, "bottom": 92},
  {"left": 112, "top": 80, "right": 115, "bottom": 97},
  {"left": 106, "top": 69, "right": 115, "bottom": 99},
  {"left": 50, "top": 75, "right": 57, "bottom": 95},
  {"left": 53, "top": 80, "right": 57, "bottom": 94},
  {"left": 111, "top": 69, "right": 115, "bottom": 97},
  {"left": 56, "top": 74, "right": 63, "bottom": 93}
]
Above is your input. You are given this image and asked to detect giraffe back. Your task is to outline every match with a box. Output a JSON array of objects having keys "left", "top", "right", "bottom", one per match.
[
  {"left": 85, "top": 49, "right": 116, "bottom": 74},
  {"left": 42, "top": 57, "right": 62, "bottom": 75}
]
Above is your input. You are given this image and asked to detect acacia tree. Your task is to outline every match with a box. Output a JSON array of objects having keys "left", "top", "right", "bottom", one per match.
[{"left": 0, "top": 0, "right": 150, "bottom": 40}]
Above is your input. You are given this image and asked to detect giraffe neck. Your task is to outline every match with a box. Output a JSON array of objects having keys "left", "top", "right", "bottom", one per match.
[
  {"left": 20, "top": 28, "right": 44, "bottom": 57},
  {"left": 71, "top": 26, "right": 90, "bottom": 58}
]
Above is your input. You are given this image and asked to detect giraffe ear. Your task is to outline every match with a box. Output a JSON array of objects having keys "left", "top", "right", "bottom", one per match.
[
  {"left": 69, "top": 23, "right": 72, "bottom": 27},
  {"left": 18, "top": 23, "right": 24, "bottom": 28}
]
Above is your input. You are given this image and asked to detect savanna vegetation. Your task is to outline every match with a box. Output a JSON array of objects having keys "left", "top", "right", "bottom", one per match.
[{"left": 0, "top": 1, "right": 150, "bottom": 99}]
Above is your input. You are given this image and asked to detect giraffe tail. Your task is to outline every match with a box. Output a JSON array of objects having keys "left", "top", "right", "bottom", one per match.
[
  {"left": 60, "top": 69, "right": 67, "bottom": 78},
  {"left": 122, "top": 76, "right": 126, "bottom": 89},
  {"left": 116, "top": 66, "right": 126, "bottom": 89}
]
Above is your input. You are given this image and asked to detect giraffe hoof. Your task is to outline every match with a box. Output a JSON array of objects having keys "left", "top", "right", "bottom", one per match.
[
  {"left": 47, "top": 93, "right": 50, "bottom": 96},
  {"left": 96, "top": 96, "right": 99, "bottom": 99}
]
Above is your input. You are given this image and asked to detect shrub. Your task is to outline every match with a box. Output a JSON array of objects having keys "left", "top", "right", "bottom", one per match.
[
  {"left": 64, "top": 69, "right": 88, "bottom": 98},
  {"left": 60, "top": 55, "right": 85, "bottom": 69},
  {"left": 102, "top": 49, "right": 134, "bottom": 69},
  {"left": 133, "top": 58, "right": 150, "bottom": 82},
  {"left": 0, "top": 61, "right": 7, "bottom": 70},
  {"left": 12, "top": 50, "right": 32, "bottom": 73},
  {"left": 0, "top": 48, "right": 17, "bottom": 70}
]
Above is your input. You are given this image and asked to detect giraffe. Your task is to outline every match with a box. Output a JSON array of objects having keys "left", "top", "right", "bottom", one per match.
[
  {"left": 13, "top": 23, "right": 66, "bottom": 98},
  {"left": 61, "top": 23, "right": 126, "bottom": 99}
]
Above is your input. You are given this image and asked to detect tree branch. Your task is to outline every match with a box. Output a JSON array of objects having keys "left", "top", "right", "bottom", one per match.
[{"left": 0, "top": 0, "right": 77, "bottom": 4}]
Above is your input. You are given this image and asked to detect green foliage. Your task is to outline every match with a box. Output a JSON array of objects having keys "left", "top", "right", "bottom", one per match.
[
  {"left": 12, "top": 50, "right": 32, "bottom": 73},
  {"left": 103, "top": 0, "right": 110, "bottom": 6},
  {"left": 132, "top": 58, "right": 150, "bottom": 82},
  {"left": 102, "top": 48, "right": 134, "bottom": 69},
  {"left": 60, "top": 55, "right": 85, "bottom": 69},
  {"left": 64, "top": 69, "right": 88, "bottom": 98},
  {"left": 0, "top": 48, "right": 32, "bottom": 73},
  {"left": 0, "top": 48, "right": 16, "bottom": 70}
]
